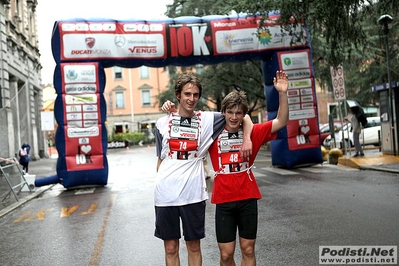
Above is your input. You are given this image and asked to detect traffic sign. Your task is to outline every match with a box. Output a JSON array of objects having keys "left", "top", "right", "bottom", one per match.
[{"left": 330, "top": 65, "right": 346, "bottom": 101}]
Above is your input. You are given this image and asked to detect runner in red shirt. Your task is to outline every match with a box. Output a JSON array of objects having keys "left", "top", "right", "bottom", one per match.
[{"left": 208, "top": 70, "right": 289, "bottom": 266}]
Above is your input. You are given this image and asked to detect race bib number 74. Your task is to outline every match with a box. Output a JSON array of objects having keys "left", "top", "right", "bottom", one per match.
[{"left": 169, "top": 139, "right": 197, "bottom": 151}]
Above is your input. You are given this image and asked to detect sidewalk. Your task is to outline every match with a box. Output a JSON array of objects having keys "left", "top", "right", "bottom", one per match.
[
  {"left": 2, "top": 146, "right": 399, "bottom": 219},
  {"left": 0, "top": 155, "right": 58, "bottom": 218},
  {"left": 338, "top": 147, "right": 399, "bottom": 173}
]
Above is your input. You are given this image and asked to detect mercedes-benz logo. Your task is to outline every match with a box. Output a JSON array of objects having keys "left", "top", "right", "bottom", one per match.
[{"left": 114, "top": 35, "right": 126, "bottom": 47}]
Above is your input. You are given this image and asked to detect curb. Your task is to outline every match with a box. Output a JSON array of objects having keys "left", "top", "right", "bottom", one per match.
[
  {"left": 358, "top": 166, "right": 399, "bottom": 174},
  {"left": 0, "top": 184, "right": 56, "bottom": 219}
]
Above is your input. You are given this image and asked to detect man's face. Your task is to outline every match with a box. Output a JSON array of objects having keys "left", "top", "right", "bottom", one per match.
[
  {"left": 177, "top": 83, "right": 200, "bottom": 117},
  {"left": 223, "top": 106, "right": 244, "bottom": 132}
]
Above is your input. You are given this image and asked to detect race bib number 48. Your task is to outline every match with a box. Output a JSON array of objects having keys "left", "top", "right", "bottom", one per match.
[{"left": 220, "top": 151, "right": 244, "bottom": 165}]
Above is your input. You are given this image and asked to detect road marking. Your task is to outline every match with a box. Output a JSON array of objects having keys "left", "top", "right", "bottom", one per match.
[
  {"left": 14, "top": 209, "right": 52, "bottom": 223},
  {"left": 301, "top": 168, "right": 334, "bottom": 173},
  {"left": 60, "top": 206, "right": 79, "bottom": 217},
  {"left": 81, "top": 203, "right": 98, "bottom": 215},
  {"left": 89, "top": 194, "right": 116, "bottom": 266},
  {"left": 75, "top": 188, "right": 96, "bottom": 195},
  {"left": 14, "top": 211, "right": 32, "bottom": 223}
]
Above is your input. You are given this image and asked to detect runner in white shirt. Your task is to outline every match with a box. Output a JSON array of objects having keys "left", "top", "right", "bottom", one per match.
[{"left": 154, "top": 73, "right": 253, "bottom": 266}]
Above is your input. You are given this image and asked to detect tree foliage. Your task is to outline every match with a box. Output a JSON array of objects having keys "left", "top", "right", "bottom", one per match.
[{"left": 158, "top": 0, "right": 399, "bottom": 109}]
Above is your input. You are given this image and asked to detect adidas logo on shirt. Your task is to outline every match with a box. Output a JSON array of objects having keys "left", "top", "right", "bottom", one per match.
[
  {"left": 228, "top": 132, "right": 239, "bottom": 139},
  {"left": 180, "top": 118, "right": 191, "bottom": 127}
]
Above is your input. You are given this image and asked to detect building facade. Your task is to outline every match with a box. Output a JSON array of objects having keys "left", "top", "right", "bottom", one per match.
[
  {"left": 0, "top": 0, "right": 46, "bottom": 160},
  {"left": 104, "top": 66, "right": 170, "bottom": 140}
]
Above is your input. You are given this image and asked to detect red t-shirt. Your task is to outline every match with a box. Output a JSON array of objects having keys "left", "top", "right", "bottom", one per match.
[{"left": 208, "top": 121, "right": 277, "bottom": 204}]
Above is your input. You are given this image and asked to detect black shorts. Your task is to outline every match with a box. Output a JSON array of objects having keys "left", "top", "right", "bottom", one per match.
[
  {"left": 215, "top": 199, "right": 258, "bottom": 243},
  {"left": 154, "top": 201, "right": 206, "bottom": 241}
]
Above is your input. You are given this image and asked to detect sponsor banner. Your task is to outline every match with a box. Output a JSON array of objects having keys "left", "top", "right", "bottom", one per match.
[
  {"left": 82, "top": 105, "right": 98, "bottom": 112},
  {"left": 61, "top": 63, "right": 101, "bottom": 131},
  {"left": 67, "top": 126, "right": 100, "bottom": 138},
  {"left": 107, "top": 141, "right": 127, "bottom": 149},
  {"left": 66, "top": 113, "right": 82, "bottom": 121},
  {"left": 288, "top": 104, "right": 301, "bottom": 111},
  {"left": 83, "top": 112, "right": 98, "bottom": 120},
  {"left": 65, "top": 94, "right": 98, "bottom": 104},
  {"left": 64, "top": 125, "right": 104, "bottom": 171},
  {"left": 78, "top": 138, "right": 90, "bottom": 145},
  {"left": 84, "top": 120, "right": 98, "bottom": 128},
  {"left": 289, "top": 108, "right": 315, "bottom": 120},
  {"left": 319, "top": 246, "right": 397, "bottom": 265},
  {"left": 285, "top": 69, "right": 312, "bottom": 79},
  {"left": 63, "top": 64, "right": 97, "bottom": 83},
  {"left": 62, "top": 33, "right": 165, "bottom": 59},
  {"left": 170, "top": 126, "right": 199, "bottom": 139},
  {"left": 67, "top": 121, "right": 83, "bottom": 128},
  {"left": 279, "top": 50, "right": 310, "bottom": 70},
  {"left": 220, "top": 139, "right": 243, "bottom": 152},
  {"left": 57, "top": 16, "right": 305, "bottom": 61},
  {"left": 66, "top": 105, "right": 82, "bottom": 112},
  {"left": 288, "top": 97, "right": 300, "bottom": 104},
  {"left": 65, "top": 154, "right": 104, "bottom": 172},
  {"left": 65, "top": 83, "right": 97, "bottom": 94},
  {"left": 289, "top": 78, "right": 312, "bottom": 90},
  {"left": 286, "top": 109, "right": 320, "bottom": 150},
  {"left": 277, "top": 49, "right": 319, "bottom": 151}
]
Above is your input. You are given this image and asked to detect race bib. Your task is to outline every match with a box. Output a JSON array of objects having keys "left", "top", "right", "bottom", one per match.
[
  {"left": 220, "top": 151, "right": 244, "bottom": 164},
  {"left": 169, "top": 139, "right": 197, "bottom": 152}
]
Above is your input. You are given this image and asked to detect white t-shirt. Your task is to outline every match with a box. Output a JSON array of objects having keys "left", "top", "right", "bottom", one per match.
[{"left": 154, "top": 111, "right": 224, "bottom": 206}]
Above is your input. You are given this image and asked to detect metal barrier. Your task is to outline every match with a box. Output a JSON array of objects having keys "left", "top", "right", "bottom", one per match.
[{"left": 0, "top": 157, "right": 33, "bottom": 202}]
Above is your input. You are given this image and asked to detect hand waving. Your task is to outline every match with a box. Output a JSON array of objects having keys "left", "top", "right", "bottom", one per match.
[{"left": 273, "top": 71, "right": 289, "bottom": 93}]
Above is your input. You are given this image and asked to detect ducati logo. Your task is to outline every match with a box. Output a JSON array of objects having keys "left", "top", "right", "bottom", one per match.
[{"left": 85, "top": 37, "right": 95, "bottom": 48}]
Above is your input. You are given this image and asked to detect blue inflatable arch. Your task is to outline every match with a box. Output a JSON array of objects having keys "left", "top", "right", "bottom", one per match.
[{"left": 42, "top": 12, "right": 323, "bottom": 188}]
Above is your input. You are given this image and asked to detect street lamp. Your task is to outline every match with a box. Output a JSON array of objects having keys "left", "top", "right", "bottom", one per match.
[{"left": 378, "top": 14, "right": 395, "bottom": 155}]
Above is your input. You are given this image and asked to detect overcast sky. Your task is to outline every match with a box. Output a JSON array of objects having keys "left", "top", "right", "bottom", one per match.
[{"left": 36, "top": 0, "right": 172, "bottom": 85}]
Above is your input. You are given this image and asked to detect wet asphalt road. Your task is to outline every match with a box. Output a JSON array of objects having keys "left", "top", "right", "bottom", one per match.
[{"left": 0, "top": 146, "right": 398, "bottom": 265}]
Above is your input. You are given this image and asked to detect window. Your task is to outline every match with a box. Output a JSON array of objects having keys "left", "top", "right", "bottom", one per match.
[
  {"left": 115, "top": 91, "right": 125, "bottom": 108},
  {"left": 142, "top": 90, "right": 151, "bottom": 106},
  {"left": 114, "top": 66, "right": 123, "bottom": 79},
  {"left": 140, "top": 66, "right": 149, "bottom": 79}
]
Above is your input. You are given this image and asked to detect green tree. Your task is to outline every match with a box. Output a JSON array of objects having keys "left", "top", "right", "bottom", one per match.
[
  {"left": 158, "top": 1, "right": 266, "bottom": 114},
  {"left": 162, "top": 0, "right": 399, "bottom": 109}
]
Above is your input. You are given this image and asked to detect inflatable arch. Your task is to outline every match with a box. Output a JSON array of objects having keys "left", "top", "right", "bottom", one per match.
[{"left": 38, "top": 12, "right": 323, "bottom": 188}]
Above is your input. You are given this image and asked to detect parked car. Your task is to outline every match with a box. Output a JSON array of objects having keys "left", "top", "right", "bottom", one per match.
[
  {"left": 319, "top": 122, "right": 347, "bottom": 143},
  {"left": 323, "top": 117, "right": 381, "bottom": 149}
]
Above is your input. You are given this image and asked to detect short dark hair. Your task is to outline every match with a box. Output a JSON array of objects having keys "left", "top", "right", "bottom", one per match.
[
  {"left": 174, "top": 73, "right": 202, "bottom": 101},
  {"left": 221, "top": 90, "right": 249, "bottom": 114}
]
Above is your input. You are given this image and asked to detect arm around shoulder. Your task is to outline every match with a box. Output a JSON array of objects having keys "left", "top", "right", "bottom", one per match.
[{"left": 241, "top": 114, "right": 253, "bottom": 157}]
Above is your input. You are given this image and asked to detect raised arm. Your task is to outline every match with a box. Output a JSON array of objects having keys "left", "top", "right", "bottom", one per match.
[{"left": 271, "top": 71, "right": 289, "bottom": 133}]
